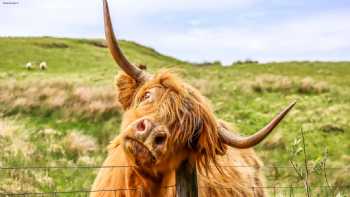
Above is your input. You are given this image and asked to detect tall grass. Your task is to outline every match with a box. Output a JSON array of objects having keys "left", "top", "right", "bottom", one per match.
[{"left": 0, "top": 37, "right": 349, "bottom": 194}]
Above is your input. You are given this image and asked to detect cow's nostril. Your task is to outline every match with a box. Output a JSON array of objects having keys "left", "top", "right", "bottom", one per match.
[
  {"left": 136, "top": 120, "right": 146, "bottom": 132},
  {"left": 154, "top": 135, "right": 166, "bottom": 145}
]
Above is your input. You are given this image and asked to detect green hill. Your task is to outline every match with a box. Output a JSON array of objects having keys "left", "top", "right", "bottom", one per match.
[{"left": 0, "top": 37, "right": 349, "bottom": 195}]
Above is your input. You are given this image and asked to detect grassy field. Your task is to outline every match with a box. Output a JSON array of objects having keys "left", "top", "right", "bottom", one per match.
[{"left": 0, "top": 37, "right": 349, "bottom": 196}]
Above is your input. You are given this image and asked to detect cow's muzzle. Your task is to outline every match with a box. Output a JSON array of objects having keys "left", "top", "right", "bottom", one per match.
[{"left": 123, "top": 118, "right": 170, "bottom": 166}]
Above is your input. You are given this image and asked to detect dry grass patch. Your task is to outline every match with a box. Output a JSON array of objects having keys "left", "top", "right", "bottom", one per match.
[
  {"left": 0, "top": 118, "right": 101, "bottom": 193},
  {"left": 262, "top": 132, "right": 285, "bottom": 149},
  {"left": 240, "top": 75, "right": 330, "bottom": 94},
  {"left": 0, "top": 119, "right": 35, "bottom": 161},
  {"left": 0, "top": 79, "right": 121, "bottom": 120},
  {"left": 298, "top": 77, "right": 330, "bottom": 94},
  {"left": 63, "top": 131, "right": 97, "bottom": 156},
  {"left": 250, "top": 75, "right": 293, "bottom": 93}
]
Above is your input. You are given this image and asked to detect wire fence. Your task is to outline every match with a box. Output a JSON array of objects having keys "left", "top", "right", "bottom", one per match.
[
  {"left": 2, "top": 186, "right": 350, "bottom": 197},
  {"left": 0, "top": 164, "right": 349, "bottom": 196}
]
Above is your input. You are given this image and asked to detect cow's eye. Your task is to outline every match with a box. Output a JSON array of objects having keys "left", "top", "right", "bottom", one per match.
[{"left": 142, "top": 91, "right": 152, "bottom": 101}]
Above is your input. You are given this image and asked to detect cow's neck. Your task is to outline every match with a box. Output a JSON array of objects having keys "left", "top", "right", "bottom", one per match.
[
  {"left": 129, "top": 166, "right": 174, "bottom": 196},
  {"left": 135, "top": 166, "right": 162, "bottom": 183}
]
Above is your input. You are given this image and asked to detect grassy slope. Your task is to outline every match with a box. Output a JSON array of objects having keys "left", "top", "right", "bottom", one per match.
[{"left": 0, "top": 37, "right": 349, "bottom": 195}]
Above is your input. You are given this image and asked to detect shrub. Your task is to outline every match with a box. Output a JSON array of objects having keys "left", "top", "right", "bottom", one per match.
[
  {"left": 232, "top": 59, "right": 259, "bottom": 65},
  {"left": 194, "top": 60, "right": 222, "bottom": 67},
  {"left": 34, "top": 42, "right": 69, "bottom": 49}
]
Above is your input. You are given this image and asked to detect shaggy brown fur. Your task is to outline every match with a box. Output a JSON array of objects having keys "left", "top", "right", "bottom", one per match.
[{"left": 91, "top": 71, "right": 266, "bottom": 197}]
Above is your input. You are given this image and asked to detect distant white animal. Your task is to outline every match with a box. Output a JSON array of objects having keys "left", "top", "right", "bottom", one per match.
[
  {"left": 25, "top": 62, "right": 32, "bottom": 70},
  {"left": 39, "top": 61, "right": 47, "bottom": 70}
]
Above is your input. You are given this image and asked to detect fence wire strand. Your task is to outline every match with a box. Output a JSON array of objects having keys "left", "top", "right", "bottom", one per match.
[{"left": 1, "top": 164, "right": 348, "bottom": 170}]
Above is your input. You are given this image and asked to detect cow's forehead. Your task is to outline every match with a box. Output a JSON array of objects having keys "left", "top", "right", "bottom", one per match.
[{"left": 138, "top": 72, "right": 187, "bottom": 94}]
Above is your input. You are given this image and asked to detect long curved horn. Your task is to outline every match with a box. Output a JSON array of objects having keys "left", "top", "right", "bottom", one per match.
[
  {"left": 219, "top": 101, "right": 296, "bottom": 148},
  {"left": 103, "top": 0, "right": 148, "bottom": 82}
]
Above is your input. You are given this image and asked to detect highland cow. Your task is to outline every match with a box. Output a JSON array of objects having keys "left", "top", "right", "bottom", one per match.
[{"left": 91, "top": 1, "right": 295, "bottom": 196}]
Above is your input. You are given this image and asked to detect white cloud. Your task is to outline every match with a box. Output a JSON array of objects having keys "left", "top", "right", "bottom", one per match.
[
  {"left": 110, "top": 0, "right": 259, "bottom": 15},
  {"left": 0, "top": 0, "right": 349, "bottom": 63},
  {"left": 142, "top": 11, "right": 350, "bottom": 64}
]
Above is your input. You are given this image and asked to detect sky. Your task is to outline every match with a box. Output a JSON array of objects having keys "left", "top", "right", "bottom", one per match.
[{"left": 1, "top": 0, "right": 350, "bottom": 64}]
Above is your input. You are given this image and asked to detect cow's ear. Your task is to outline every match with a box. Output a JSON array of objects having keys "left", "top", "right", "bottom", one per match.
[{"left": 115, "top": 73, "right": 138, "bottom": 110}]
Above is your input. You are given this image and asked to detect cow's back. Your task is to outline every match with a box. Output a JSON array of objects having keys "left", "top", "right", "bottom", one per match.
[{"left": 198, "top": 147, "right": 266, "bottom": 197}]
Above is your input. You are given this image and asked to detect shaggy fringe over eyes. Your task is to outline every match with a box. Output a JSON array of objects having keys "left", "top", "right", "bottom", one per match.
[
  {"left": 115, "top": 70, "right": 227, "bottom": 174},
  {"left": 154, "top": 71, "right": 227, "bottom": 175},
  {"left": 115, "top": 73, "right": 138, "bottom": 110}
]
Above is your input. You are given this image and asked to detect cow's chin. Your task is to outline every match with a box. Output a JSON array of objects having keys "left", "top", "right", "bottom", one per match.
[{"left": 124, "top": 137, "right": 157, "bottom": 167}]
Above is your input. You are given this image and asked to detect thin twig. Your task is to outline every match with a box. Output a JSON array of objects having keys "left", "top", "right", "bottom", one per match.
[
  {"left": 289, "top": 160, "right": 303, "bottom": 180},
  {"left": 300, "top": 129, "right": 311, "bottom": 197},
  {"left": 322, "top": 148, "right": 332, "bottom": 196}
]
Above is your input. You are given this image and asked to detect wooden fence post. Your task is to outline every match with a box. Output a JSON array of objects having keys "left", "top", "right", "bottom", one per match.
[{"left": 176, "top": 159, "right": 198, "bottom": 197}]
